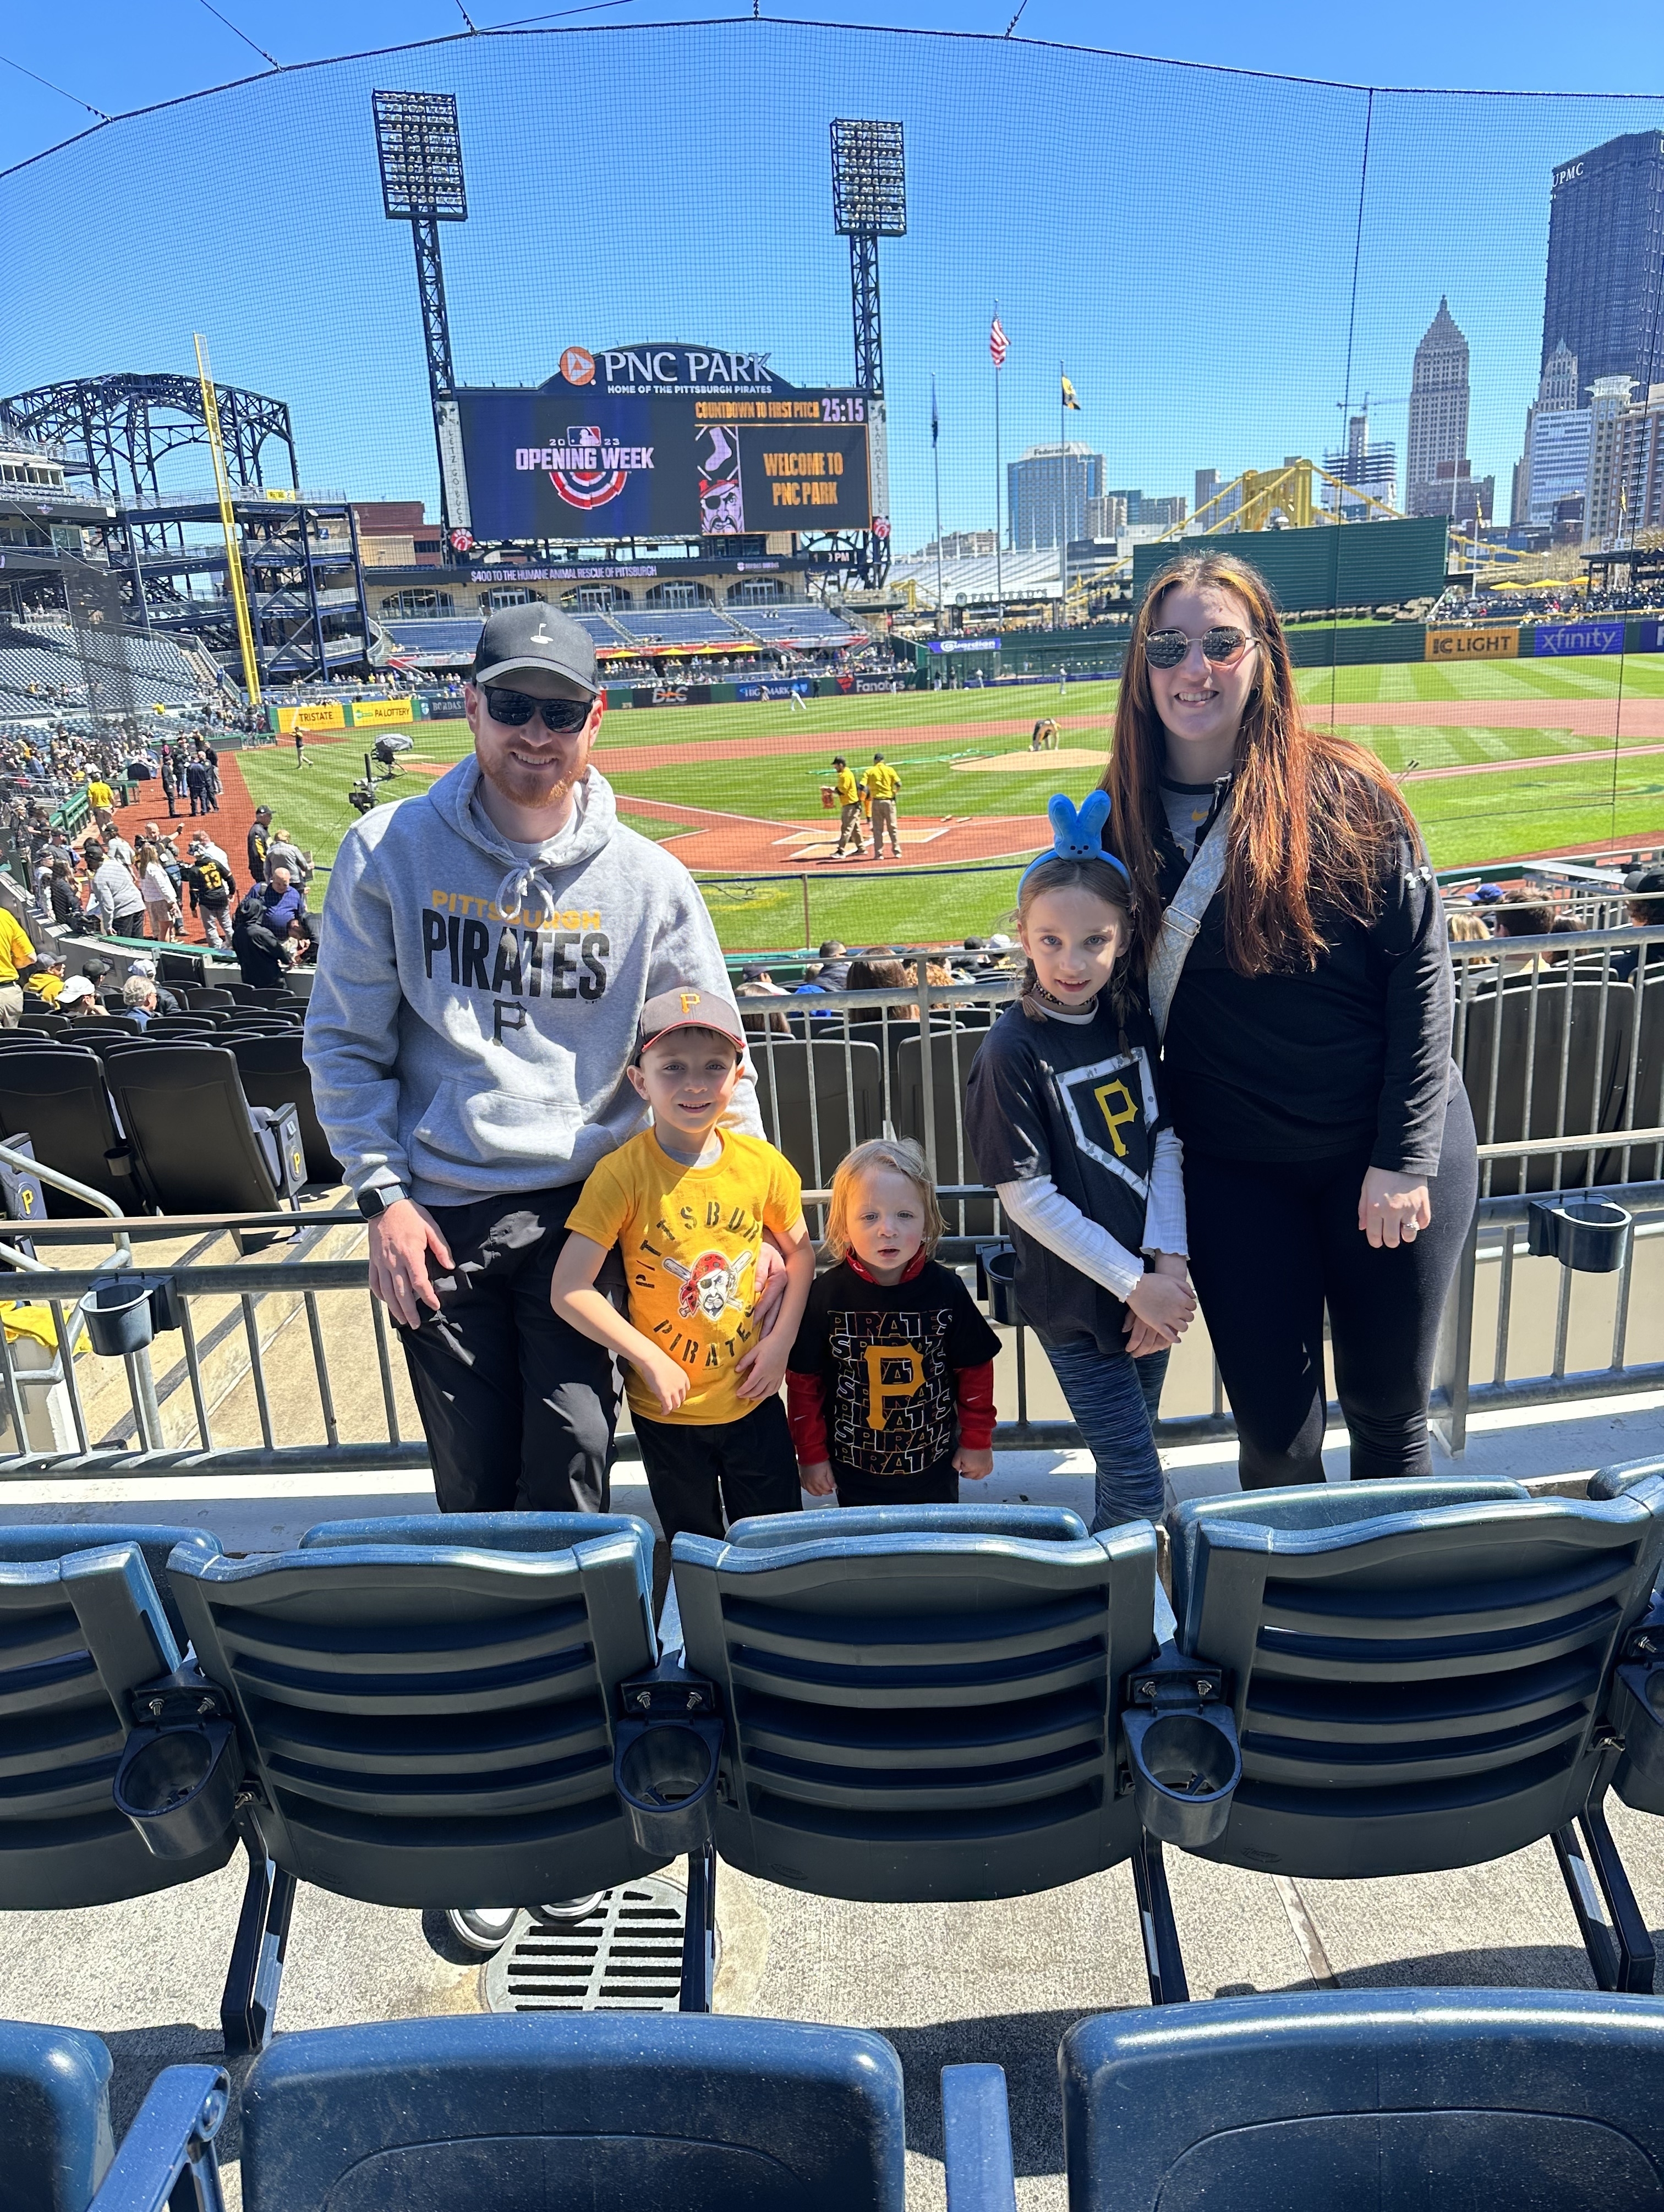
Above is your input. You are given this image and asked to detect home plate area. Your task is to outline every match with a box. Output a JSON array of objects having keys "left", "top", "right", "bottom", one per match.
[{"left": 609, "top": 795, "right": 1049, "bottom": 869}]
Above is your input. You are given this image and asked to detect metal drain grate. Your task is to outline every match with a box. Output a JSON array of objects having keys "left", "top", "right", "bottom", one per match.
[{"left": 483, "top": 1877, "right": 687, "bottom": 2013}]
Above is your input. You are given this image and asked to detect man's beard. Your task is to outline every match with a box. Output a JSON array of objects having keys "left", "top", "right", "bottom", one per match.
[{"left": 479, "top": 749, "right": 580, "bottom": 813}]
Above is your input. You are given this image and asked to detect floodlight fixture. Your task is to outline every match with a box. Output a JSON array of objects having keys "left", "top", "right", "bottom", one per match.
[
  {"left": 373, "top": 89, "right": 468, "bottom": 221},
  {"left": 830, "top": 119, "right": 907, "bottom": 237}
]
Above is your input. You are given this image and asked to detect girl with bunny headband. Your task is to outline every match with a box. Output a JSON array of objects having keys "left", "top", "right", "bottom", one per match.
[{"left": 965, "top": 793, "right": 1194, "bottom": 1529}]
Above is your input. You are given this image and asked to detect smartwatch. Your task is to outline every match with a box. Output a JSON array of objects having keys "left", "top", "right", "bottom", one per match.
[{"left": 356, "top": 1183, "right": 409, "bottom": 1220}]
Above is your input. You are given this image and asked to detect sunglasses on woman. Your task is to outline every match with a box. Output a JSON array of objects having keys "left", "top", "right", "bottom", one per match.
[
  {"left": 1143, "top": 625, "right": 1257, "bottom": 669},
  {"left": 482, "top": 687, "right": 593, "bottom": 732}
]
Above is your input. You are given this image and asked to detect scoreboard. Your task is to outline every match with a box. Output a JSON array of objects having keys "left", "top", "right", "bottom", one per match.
[{"left": 455, "top": 343, "right": 875, "bottom": 542}]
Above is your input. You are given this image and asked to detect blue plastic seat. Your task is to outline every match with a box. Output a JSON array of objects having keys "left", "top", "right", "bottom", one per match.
[
  {"left": 0, "top": 2019, "right": 114, "bottom": 2212},
  {"left": 1136, "top": 1477, "right": 1664, "bottom": 1993},
  {"left": 92, "top": 2015, "right": 906, "bottom": 2212},
  {"left": 1035, "top": 1989, "right": 1664, "bottom": 2209},
  {"left": 0, "top": 1527, "right": 234, "bottom": 1910},
  {"left": 674, "top": 1505, "right": 1163, "bottom": 1932},
  {"left": 164, "top": 1514, "right": 666, "bottom": 1914}
]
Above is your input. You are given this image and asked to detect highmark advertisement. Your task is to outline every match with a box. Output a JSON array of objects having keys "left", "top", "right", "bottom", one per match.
[{"left": 455, "top": 345, "right": 874, "bottom": 542}]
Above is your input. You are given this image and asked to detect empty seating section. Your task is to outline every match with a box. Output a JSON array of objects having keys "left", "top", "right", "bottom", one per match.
[
  {"left": 746, "top": 1033, "right": 882, "bottom": 1190},
  {"left": 611, "top": 610, "right": 747, "bottom": 648},
  {"left": 0, "top": 1047, "right": 136, "bottom": 1213},
  {"left": 227, "top": 1033, "right": 341, "bottom": 1182},
  {"left": 731, "top": 606, "right": 863, "bottom": 644},
  {"left": 0, "top": 625, "right": 205, "bottom": 713},
  {"left": 379, "top": 618, "right": 482, "bottom": 657},
  {"left": 673, "top": 1506, "right": 1158, "bottom": 1902},
  {"left": 102, "top": 1047, "right": 304, "bottom": 1211},
  {"left": 166, "top": 1513, "right": 669, "bottom": 1909}
]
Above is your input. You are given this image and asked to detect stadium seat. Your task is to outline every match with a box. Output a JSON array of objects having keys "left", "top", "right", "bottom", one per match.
[
  {"left": 225, "top": 1032, "right": 341, "bottom": 1184},
  {"left": 1034, "top": 1989, "right": 1664, "bottom": 2210},
  {"left": 1459, "top": 976, "right": 1634, "bottom": 1192},
  {"left": 0, "top": 2019, "right": 114, "bottom": 2212},
  {"left": 177, "top": 988, "right": 237, "bottom": 1012},
  {"left": 1599, "top": 968, "right": 1664, "bottom": 1182},
  {"left": 15, "top": 1009, "right": 68, "bottom": 1035},
  {"left": 0, "top": 1048, "right": 138, "bottom": 1214},
  {"left": 160, "top": 1516, "right": 677, "bottom": 1988},
  {"left": 746, "top": 1034, "right": 883, "bottom": 1189},
  {"left": 97, "top": 2015, "right": 907, "bottom": 2212},
  {"left": 896, "top": 1027, "right": 999, "bottom": 1234},
  {"left": 101, "top": 1046, "right": 303, "bottom": 1214},
  {"left": 244, "top": 988, "right": 297, "bottom": 1009},
  {"left": 138, "top": 1018, "right": 220, "bottom": 1039},
  {"left": 1148, "top": 1477, "right": 1664, "bottom": 1993},
  {"left": 0, "top": 1529, "right": 245, "bottom": 1926},
  {"left": 674, "top": 1507, "right": 1167, "bottom": 1925}
]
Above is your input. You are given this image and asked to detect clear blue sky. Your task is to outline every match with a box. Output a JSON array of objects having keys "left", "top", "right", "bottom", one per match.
[{"left": 3, "top": 6, "right": 1662, "bottom": 551}]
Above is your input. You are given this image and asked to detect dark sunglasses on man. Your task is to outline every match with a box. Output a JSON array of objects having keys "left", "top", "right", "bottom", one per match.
[
  {"left": 1143, "top": 625, "right": 1258, "bottom": 669},
  {"left": 481, "top": 687, "right": 593, "bottom": 732}
]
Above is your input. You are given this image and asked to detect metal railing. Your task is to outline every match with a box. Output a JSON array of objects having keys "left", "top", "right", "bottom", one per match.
[{"left": 1, "top": 927, "right": 1661, "bottom": 1483}]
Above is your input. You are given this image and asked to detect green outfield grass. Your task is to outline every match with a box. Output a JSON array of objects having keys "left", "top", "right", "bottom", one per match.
[{"left": 240, "top": 651, "right": 1664, "bottom": 951}]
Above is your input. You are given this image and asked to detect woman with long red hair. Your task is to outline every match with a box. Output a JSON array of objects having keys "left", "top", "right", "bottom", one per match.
[{"left": 1099, "top": 551, "right": 1476, "bottom": 1488}]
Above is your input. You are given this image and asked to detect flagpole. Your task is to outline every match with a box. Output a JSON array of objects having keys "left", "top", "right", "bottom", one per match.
[
  {"left": 993, "top": 301, "right": 1004, "bottom": 625},
  {"left": 931, "top": 372, "right": 945, "bottom": 640},
  {"left": 1058, "top": 356, "right": 1068, "bottom": 634}
]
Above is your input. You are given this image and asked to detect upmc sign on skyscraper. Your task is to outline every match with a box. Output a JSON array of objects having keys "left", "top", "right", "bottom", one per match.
[
  {"left": 455, "top": 347, "right": 873, "bottom": 542},
  {"left": 1541, "top": 132, "right": 1664, "bottom": 393}
]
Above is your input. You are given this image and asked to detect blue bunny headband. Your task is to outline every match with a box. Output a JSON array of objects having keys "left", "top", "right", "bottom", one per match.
[{"left": 1017, "top": 791, "right": 1132, "bottom": 901}]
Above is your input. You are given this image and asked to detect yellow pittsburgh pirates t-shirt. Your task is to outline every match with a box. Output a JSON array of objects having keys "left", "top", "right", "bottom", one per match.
[
  {"left": 566, "top": 1128, "right": 804, "bottom": 1426},
  {"left": 834, "top": 766, "right": 858, "bottom": 805},
  {"left": 863, "top": 761, "right": 900, "bottom": 800}
]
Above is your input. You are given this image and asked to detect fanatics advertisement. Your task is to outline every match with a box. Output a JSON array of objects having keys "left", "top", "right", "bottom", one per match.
[{"left": 457, "top": 344, "right": 873, "bottom": 542}]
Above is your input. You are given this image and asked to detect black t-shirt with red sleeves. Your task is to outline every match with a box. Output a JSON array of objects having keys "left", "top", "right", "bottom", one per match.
[{"left": 787, "top": 1257, "right": 999, "bottom": 1486}]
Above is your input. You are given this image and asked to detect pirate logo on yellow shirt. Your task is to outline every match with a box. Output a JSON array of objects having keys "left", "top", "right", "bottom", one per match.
[{"left": 664, "top": 1248, "right": 755, "bottom": 1322}]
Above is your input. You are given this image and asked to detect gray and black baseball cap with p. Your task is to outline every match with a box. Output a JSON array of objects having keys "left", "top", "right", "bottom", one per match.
[{"left": 472, "top": 602, "right": 599, "bottom": 699}]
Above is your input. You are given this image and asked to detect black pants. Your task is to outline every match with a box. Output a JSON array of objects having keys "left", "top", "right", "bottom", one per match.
[
  {"left": 398, "top": 1185, "right": 616, "bottom": 1513},
  {"left": 834, "top": 1462, "right": 958, "bottom": 1508},
  {"left": 1184, "top": 1084, "right": 1477, "bottom": 1488},
  {"left": 633, "top": 1397, "right": 799, "bottom": 1543}
]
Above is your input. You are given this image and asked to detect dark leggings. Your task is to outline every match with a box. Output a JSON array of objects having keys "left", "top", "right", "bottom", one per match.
[{"left": 1184, "top": 1085, "right": 1477, "bottom": 1486}]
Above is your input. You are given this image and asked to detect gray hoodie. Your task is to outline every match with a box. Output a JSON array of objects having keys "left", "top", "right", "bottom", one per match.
[{"left": 305, "top": 756, "right": 756, "bottom": 1207}]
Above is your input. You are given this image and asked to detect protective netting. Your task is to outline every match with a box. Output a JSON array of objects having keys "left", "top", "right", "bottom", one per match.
[{"left": 1, "top": 29, "right": 1661, "bottom": 948}]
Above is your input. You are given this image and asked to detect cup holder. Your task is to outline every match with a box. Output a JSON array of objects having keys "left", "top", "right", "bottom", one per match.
[
  {"left": 83, "top": 1277, "right": 156, "bottom": 1359},
  {"left": 981, "top": 1245, "right": 1020, "bottom": 1326},
  {"left": 1527, "top": 1199, "right": 1633, "bottom": 1276},
  {"left": 114, "top": 1721, "right": 239, "bottom": 1860},
  {"left": 1124, "top": 1705, "right": 1241, "bottom": 1851},
  {"left": 614, "top": 1718, "right": 722, "bottom": 1857}
]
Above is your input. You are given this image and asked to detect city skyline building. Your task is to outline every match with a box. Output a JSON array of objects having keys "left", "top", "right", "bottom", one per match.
[
  {"left": 1586, "top": 377, "right": 1664, "bottom": 543},
  {"left": 1323, "top": 409, "right": 1398, "bottom": 519},
  {"left": 1007, "top": 441, "right": 1102, "bottom": 551},
  {"left": 1512, "top": 341, "right": 1590, "bottom": 530},
  {"left": 1406, "top": 297, "right": 1474, "bottom": 519},
  {"left": 1541, "top": 129, "right": 1664, "bottom": 396}
]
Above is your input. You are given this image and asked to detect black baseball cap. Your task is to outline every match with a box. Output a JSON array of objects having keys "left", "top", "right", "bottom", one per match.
[
  {"left": 1625, "top": 865, "right": 1664, "bottom": 896},
  {"left": 472, "top": 602, "right": 599, "bottom": 699}
]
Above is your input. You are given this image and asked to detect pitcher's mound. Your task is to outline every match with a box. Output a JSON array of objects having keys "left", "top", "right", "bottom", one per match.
[{"left": 952, "top": 747, "right": 1104, "bottom": 772}]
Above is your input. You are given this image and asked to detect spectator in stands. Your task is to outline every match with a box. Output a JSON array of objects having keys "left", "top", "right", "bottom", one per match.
[
  {"left": 136, "top": 842, "right": 179, "bottom": 941},
  {"left": 85, "top": 772, "right": 113, "bottom": 814},
  {"left": 125, "top": 955, "right": 180, "bottom": 1015},
  {"left": 181, "top": 836, "right": 233, "bottom": 947},
  {"left": 121, "top": 975, "right": 158, "bottom": 1029},
  {"left": 305, "top": 601, "right": 770, "bottom": 1517},
  {"left": 0, "top": 902, "right": 36, "bottom": 1028},
  {"left": 19, "top": 954, "right": 65, "bottom": 1008},
  {"left": 1447, "top": 910, "right": 1492, "bottom": 943},
  {"left": 1616, "top": 865, "right": 1664, "bottom": 984},
  {"left": 56, "top": 975, "right": 102, "bottom": 1017},
  {"left": 1491, "top": 888, "right": 1556, "bottom": 974},
  {"left": 815, "top": 939, "right": 853, "bottom": 989},
  {"left": 1099, "top": 548, "right": 1477, "bottom": 1491},
  {"left": 247, "top": 807, "right": 273, "bottom": 883},
  {"left": 88, "top": 841, "right": 147, "bottom": 938},
  {"left": 1546, "top": 915, "right": 1586, "bottom": 966},
  {"left": 737, "top": 963, "right": 791, "bottom": 1035},
  {"left": 846, "top": 954, "right": 917, "bottom": 1020},
  {"left": 48, "top": 860, "right": 83, "bottom": 931}
]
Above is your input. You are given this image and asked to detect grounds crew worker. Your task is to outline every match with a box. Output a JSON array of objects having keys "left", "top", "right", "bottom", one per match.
[
  {"left": 830, "top": 755, "right": 864, "bottom": 856},
  {"left": 863, "top": 751, "right": 902, "bottom": 859},
  {"left": 306, "top": 602, "right": 770, "bottom": 1514}
]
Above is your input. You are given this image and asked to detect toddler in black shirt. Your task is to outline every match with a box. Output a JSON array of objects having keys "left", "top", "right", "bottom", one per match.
[{"left": 787, "top": 1137, "right": 999, "bottom": 1507}]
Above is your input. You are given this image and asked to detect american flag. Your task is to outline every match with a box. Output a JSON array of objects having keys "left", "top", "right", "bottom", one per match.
[{"left": 989, "top": 311, "right": 1008, "bottom": 369}]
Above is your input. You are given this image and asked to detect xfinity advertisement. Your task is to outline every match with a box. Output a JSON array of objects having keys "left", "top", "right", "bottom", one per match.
[{"left": 456, "top": 344, "right": 873, "bottom": 541}]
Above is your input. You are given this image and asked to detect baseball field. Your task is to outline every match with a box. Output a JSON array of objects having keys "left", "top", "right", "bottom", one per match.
[{"left": 239, "top": 654, "right": 1664, "bottom": 952}]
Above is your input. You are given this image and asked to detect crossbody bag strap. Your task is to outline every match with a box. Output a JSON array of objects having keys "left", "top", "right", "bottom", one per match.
[{"left": 1147, "top": 795, "right": 1233, "bottom": 1043}]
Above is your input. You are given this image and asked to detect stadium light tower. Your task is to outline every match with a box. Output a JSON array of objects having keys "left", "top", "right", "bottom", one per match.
[
  {"left": 373, "top": 89, "right": 472, "bottom": 554},
  {"left": 830, "top": 118, "right": 905, "bottom": 585}
]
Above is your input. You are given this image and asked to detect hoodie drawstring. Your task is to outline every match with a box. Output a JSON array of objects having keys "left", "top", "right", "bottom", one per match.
[{"left": 493, "top": 861, "right": 562, "bottom": 929}]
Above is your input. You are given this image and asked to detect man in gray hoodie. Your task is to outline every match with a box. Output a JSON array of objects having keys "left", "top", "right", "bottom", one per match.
[{"left": 305, "top": 602, "right": 759, "bottom": 1514}]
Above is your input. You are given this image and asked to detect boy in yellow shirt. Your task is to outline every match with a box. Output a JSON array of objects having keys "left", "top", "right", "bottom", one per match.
[{"left": 553, "top": 987, "right": 815, "bottom": 1543}]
